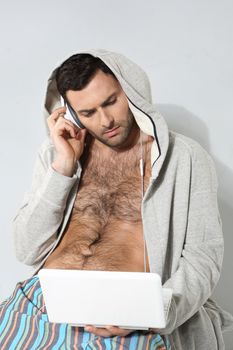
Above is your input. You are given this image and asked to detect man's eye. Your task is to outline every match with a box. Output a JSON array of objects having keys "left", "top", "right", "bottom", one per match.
[
  {"left": 83, "top": 112, "right": 94, "bottom": 117},
  {"left": 107, "top": 99, "right": 117, "bottom": 105},
  {"left": 82, "top": 99, "right": 117, "bottom": 117}
]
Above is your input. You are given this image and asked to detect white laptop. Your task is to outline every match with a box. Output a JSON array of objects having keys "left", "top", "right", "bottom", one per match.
[{"left": 38, "top": 268, "right": 171, "bottom": 330}]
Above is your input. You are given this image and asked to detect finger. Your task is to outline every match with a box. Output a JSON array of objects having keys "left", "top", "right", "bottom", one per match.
[
  {"left": 149, "top": 328, "right": 159, "bottom": 333},
  {"left": 53, "top": 117, "right": 81, "bottom": 136},
  {"left": 105, "top": 325, "right": 133, "bottom": 336},
  {"left": 47, "top": 109, "right": 66, "bottom": 130},
  {"left": 53, "top": 122, "right": 76, "bottom": 138},
  {"left": 76, "top": 128, "right": 87, "bottom": 141},
  {"left": 50, "top": 107, "right": 67, "bottom": 120},
  {"left": 51, "top": 116, "right": 78, "bottom": 133},
  {"left": 47, "top": 107, "right": 66, "bottom": 121},
  {"left": 56, "top": 117, "right": 79, "bottom": 130},
  {"left": 47, "top": 116, "right": 81, "bottom": 140},
  {"left": 54, "top": 106, "right": 67, "bottom": 113},
  {"left": 106, "top": 325, "right": 121, "bottom": 332},
  {"left": 84, "top": 326, "right": 112, "bottom": 337}
]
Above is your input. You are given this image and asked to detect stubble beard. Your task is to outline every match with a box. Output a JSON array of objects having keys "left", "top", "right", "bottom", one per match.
[{"left": 87, "top": 110, "right": 137, "bottom": 151}]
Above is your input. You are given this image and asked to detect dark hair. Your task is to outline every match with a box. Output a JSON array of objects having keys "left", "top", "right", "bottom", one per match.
[{"left": 55, "top": 53, "right": 117, "bottom": 99}]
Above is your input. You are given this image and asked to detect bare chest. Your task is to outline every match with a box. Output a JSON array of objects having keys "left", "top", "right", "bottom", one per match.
[
  {"left": 43, "top": 139, "right": 152, "bottom": 272},
  {"left": 74, "top": 157, "right": 149, "bottom": 224}
]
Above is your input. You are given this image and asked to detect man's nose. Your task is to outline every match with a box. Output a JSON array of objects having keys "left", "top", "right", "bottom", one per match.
[{"left": 99, "top": 109, "right": 114, "bottom": 129}]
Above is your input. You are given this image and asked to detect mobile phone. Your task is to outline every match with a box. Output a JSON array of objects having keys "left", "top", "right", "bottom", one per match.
[{"left": 60, "top": 96, "right": 85, "bottom": 129}]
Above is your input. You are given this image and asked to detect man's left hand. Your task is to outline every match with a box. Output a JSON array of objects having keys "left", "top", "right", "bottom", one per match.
[{"left": 84, "top": 325, "right": 136, "bottom": 337}]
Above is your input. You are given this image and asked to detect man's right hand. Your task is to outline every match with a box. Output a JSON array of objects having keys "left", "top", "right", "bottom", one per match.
[{"left": 47, "top": 106, "right": 87, "bottom": 177}]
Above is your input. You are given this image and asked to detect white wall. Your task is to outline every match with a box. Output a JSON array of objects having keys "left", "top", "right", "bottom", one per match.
[{"left": 0, "top": 0, "right": 232, "bottom": 347}]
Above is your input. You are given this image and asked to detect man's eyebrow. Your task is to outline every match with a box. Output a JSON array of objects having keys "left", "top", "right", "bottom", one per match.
[{"left": 77, "top": 92, "right": 117, "bottom": 114}]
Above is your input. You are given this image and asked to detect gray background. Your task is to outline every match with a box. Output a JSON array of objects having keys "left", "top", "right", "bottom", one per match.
[{"left": 0, "top": 0, "right": 232, "bottom": 347}]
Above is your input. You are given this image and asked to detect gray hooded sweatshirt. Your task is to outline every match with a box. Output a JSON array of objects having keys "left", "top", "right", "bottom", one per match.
[{"left": 12, "top": 49, "right": 233, "bottom": 349}]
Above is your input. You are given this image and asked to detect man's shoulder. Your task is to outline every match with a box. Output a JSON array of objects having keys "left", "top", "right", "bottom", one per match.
[
  {"left": 169, "top": 130, "right": 213, "bottom": 163},
  {"left": 168, "top": 131, "right": 218, "bottom": 192}
]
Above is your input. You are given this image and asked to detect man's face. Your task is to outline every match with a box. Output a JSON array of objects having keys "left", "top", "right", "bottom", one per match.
[{"left": 66, "top": 69, "right": 138, "bottom": 151}]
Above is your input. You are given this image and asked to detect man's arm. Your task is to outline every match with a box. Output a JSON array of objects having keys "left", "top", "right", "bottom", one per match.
[
  {"left": 12, "top": 137, "right": 81, "bottom": 265},
  {"left": 12, "top": 106, "right": 87, "bottom": 266},
  {"left": 159, "top": 144, "right": 224, "bottom": 334}
]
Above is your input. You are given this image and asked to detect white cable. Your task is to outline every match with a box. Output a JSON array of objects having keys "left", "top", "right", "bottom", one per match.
[{"left": 140, "top": 131, "right": 147, "bottom": 273}]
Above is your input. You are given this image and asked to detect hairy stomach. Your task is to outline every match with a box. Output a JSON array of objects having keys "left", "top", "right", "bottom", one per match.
[{"left": 42, "top": 222, "right": 150, "bottom": 272}]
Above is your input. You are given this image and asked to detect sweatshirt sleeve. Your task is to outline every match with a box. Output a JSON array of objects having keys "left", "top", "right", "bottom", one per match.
[
  {"left": 160, "top": 143, "right": 224, "bottom": 334},
  {"left": 12, "top": 137, "right": 81, "bottom": 265}
]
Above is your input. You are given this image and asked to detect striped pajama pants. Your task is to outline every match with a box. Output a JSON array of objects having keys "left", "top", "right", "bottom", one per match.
[{"left": 0, "top": 275, "right": 171, "bottom": 350}]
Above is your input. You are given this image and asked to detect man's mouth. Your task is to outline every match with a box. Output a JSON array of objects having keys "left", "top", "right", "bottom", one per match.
[
  {"left": 104, "top": 126, "right": 119, "bottom": 133},
  {"left": 104, "top": 126, "right": 120, "bottom": 137}
]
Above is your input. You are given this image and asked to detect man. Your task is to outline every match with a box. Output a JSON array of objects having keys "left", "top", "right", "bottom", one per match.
[{"left": 1, "top": 49, "right": 232, "bottom": 349}]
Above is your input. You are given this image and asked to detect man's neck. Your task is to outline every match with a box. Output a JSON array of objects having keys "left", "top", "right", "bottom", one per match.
[{"left": 80, "top": 129, "right": 154, "bottom": 173}]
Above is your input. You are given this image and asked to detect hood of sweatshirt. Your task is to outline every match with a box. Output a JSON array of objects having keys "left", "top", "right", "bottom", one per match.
[{"left": 42, "top": 48, "right": 169, "bottom": 179}]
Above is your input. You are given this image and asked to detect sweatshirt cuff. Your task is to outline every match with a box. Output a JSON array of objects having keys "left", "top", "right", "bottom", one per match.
[
  {"left": 159, "top": 288, "right": 177, "bottom": 334},
  {"left": 37, "top": 164, "right": 81, "bottom": 208},
  {"left": 163, "top": 288, "right": 173, "bottom": 319}
]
